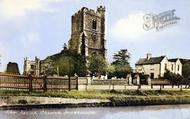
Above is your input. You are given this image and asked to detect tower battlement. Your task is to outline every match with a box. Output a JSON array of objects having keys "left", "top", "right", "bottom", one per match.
[
  {"left": 72, "top": 6, "right": 105, "bottom": 18},
  {"left": 97, "top": 6, "right": 106, "bottom": 12}
]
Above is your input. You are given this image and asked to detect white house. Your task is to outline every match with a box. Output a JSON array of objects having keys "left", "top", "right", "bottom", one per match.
[{"left": 135, "top": 54, "right": 182, "bottom": 79}]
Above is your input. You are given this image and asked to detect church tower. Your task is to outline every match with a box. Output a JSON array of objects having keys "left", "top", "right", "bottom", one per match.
[{"left": 68, "top": 6, "right": 106, "bottom": 58}]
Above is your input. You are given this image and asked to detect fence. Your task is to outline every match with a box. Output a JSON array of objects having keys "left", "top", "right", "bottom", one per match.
[
  {"left": 77, "top": 77, "right": 187, "bottom": 91},
  {"left": 0, "top": 73, "right": 187, "bottom": 91},
  {"left": 0, "top": 73, "right": 78, "bottom": 91},
  {"left": 151, "top": 79, "right": 170, "bottom": 85},
  {"left": 91, "top": 79, "right": 128, "bottom": 85}
]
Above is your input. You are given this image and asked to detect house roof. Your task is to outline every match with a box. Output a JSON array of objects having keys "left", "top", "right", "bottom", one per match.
[
  {"left": 136, "top": 56, "right": 166, "bottom": 65},
  {"left": 168, "top": 58, "right": 179, "bottom": 62}
]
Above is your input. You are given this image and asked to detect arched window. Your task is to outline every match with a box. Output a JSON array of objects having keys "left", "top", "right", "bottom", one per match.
[{"left": 92, "top": 20, "right": 97, "bottom": 30}]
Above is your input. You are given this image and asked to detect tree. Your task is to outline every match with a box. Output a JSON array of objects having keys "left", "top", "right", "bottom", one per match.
[
  {"left": 74, "top": 55, "right": 87, "bottom": 76},
  {"left": 88, "top": 54, "right": 107, "bottom": 76},
  {"left": 53, "top": 56, "right": 75, "bottom": 76},
  {"left": 111, "top": 49, "right": 132, "bottom": 78},
  {"left": 182, "top": 63, "right": 190, "bottom": 79},
  {"left": 106, "top": 64, "right": 116, "bottom": 79},
  {"left": 182, "top": 63, "right": 190, "bottom": 85},
  {"left": 112, "top": 49, "right": 130, "bottom": 65},
  {"left": 47, "top": 49, "right": 87, "bottom": 76},
  {"left": 164, "top": 70, "right": 183, "bottom": 85}
]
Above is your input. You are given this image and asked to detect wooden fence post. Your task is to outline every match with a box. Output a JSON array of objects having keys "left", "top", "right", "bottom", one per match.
[
  {"left": 180, "top": 85, "right": 183, "bottom": 91},
  {"left": 43, "top": 75, "right": 47, "bottom": 92},
  {"left": 76, "top": 76, "right": 78, "bottom": 90},
  {"left": 28, "top": 74, "right": 33, "bottom": 92},
  {"left": 69, "top": 76, "right": 71, "bottom": 91},
  {"left": 160, "top": 84, "right": 162, "bottom": 91},
  {"left": 151, "top": 84, "right": 153, "bottom": 89},
  {"left": 85, "top": 83, "right": 88, "bottom": 91},
  {"left": 138, "top": 85, "right": 141, "bottom": 90},
  {"left": 109, "top": 83, "right": 111, "bottom": 91},
  {"left": 85, "top": 77, "right": 88, "bottom": 91}
]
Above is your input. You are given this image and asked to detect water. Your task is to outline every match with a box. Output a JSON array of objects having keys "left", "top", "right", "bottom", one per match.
[{"left": 1, "top": 105, "right": 190, "bottom": 119}]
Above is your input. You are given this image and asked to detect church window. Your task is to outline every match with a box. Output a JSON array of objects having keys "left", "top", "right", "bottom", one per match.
[
  {"left": 31, "top": 65, "right": 35, "bottom": 70},
  {"left": 92, "top": 20, "right": 97, "bottom": 30}
]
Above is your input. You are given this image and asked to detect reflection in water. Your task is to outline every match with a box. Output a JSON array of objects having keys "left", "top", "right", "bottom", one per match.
[{"left": 1, "top": 105, "right": 190, "bottom": 119}]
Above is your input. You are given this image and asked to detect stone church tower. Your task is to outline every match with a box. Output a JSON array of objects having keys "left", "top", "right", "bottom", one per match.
[{"left": 68, "top": 6, "right": 106, "bottom": 58}]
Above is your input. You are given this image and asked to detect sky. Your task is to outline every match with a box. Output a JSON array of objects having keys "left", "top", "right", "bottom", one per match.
[{"left": 0, "top": 0, "right": 190, "bottom": 73}]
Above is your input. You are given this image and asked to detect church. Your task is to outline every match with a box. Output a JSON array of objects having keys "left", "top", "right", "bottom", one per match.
[{"left": 23, "top": 6, "right": 107, "bottom": 76}]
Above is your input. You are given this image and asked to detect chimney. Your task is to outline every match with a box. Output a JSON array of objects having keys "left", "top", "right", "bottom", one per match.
[{"left": 146, "top": 53, "right": 152, "bottom": 60}]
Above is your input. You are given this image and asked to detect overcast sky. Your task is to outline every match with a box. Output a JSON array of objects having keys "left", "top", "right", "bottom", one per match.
[{"left": 0, "top": 0, "right": 189, "bottom": 72}]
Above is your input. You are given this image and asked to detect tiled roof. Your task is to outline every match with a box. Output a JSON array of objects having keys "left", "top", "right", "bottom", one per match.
[{"left": 136, "top": 56, "right": 166, "bottom": 65}]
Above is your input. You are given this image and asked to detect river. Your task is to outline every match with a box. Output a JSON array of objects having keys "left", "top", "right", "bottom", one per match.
[{"left": 0, "top": 105, "right": 190, "bottom": 119}]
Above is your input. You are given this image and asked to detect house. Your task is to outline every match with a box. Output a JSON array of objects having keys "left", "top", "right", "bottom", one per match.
[
  {"left": 135, "top": 54, "right": 182, "bottom": 79},
  {"left": 168, "top": 59, "right": 182, "bottom": 75}
]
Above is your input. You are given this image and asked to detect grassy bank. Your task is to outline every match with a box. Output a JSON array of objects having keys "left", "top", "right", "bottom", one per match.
[
  {"left": 1, "top": 90, "right": 190, "bottom": 106},
  {"left": 1, "top": 90, "right": 190, "bottom": 99}
]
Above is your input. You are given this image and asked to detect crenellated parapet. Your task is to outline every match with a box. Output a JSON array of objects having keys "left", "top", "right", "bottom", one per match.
[{"left": 72, "top": 6, "right": 105, "bottom": 19}]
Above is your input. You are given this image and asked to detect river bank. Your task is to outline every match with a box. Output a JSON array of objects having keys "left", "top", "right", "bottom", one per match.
[{"left": 1, "top": 90, "right": 190, "bottom": 109}]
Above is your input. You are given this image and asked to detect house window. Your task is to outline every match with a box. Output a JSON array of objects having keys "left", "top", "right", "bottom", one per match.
[
  {"left": 165, "top": 64, "right": 167, "bottom": 70},
  {"left": 171, "top": 64, "right": 174, "bottom": 71},
  {"left": 150, "top": 73, "right": 154, "bottom": 79},
  {"left": 92, "top": 20, "right": 97, "bottom": 30},
  {"left": 178, "top": 65, "right": 180, "bottom": 71}
]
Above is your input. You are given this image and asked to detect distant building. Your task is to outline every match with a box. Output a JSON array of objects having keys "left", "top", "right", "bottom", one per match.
[
  {"left": 23, "top": 57, "right": 40, "bottom": 76},
  {"left": 6, "top": 62, "right": 20, "bottom": 74},
  {"left": 135, "top": 54, "right": 182, "bottom": 79},
  {"left": 23, "top": 56, "right": 55, "bottom": 76},
  {"left": 68, "top": 6, "right": 106, "bottom": 58}
]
